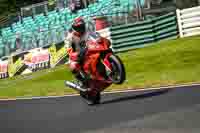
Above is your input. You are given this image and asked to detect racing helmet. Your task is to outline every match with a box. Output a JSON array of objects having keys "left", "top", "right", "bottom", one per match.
[{"left": 71, "top": 17, "right": 86, "bottom": 35}]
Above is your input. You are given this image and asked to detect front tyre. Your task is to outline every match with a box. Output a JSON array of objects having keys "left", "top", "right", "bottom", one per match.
[{"left": 108, "top": 55, "right": 126, "bottom": 84}]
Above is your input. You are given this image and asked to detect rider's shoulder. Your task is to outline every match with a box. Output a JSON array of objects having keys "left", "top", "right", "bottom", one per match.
[{"left": 65, "top": 33, "right": 73, "bottom": 43}]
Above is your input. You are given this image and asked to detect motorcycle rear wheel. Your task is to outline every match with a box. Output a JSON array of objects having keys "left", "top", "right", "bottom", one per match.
[{"left": 80, "top": 91, "right": 101, "bottom": 105}]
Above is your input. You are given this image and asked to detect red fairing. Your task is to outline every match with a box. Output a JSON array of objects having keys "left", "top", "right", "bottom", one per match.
[
  {"left": 82, "top": 37, "right": 111, "bottom": 79},
  {"left": 86, "top": 37, "right": 111, "bottom": 53}
]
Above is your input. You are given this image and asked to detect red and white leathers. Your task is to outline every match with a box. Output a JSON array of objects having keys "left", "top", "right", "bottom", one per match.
[{"left": 65, "top": 29, "right": 88, "bottom": 73}]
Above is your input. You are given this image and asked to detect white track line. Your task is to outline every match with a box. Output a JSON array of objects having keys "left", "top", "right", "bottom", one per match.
[{"left": 1, "top": 83, "right": 200, "bottom": 101}]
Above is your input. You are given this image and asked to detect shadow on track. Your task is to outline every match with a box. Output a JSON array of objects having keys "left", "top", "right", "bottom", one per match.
[{"left": 100, "top": 89, "right": 170, "bottom": 105}]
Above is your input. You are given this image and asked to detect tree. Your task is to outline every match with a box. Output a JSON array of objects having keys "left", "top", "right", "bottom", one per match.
[
  {"left": 174, "top": 0, "right": 198, "bottom": 9},
  {"left": 0, "top": 0, "right": 17, "bottom": 15}
]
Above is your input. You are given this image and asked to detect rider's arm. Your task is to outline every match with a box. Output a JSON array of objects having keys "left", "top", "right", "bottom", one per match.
[
  {"left": 72, "top": 36, "right": 82, "bottom": 52},
  {"left": 64, "top": 32, "right": 73, "bottom": 52}
]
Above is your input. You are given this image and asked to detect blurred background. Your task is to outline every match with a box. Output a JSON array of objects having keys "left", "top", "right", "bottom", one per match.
[
  {"left": 0, "top": 0, "right": 199, "bottom": 28},
  {"left": 0, "top": 0, "right": 199, "bottom": 57}
]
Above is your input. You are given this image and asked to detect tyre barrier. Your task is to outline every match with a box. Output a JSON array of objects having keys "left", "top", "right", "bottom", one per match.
[
  {"left": 0, "top": 42, "right": 67, "bottom": 79},
  {"left": 0, "top": 72, "right": 8, "bottom": 79},
  {"left": 28, "top": 61, "right": 50, "bottom": 72},
  {"left": 0, "top": 61, "right": 8, "bottom": 79}
]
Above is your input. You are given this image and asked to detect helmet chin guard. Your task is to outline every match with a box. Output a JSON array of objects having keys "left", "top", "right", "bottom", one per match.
[{"left": 72, "top": 17, "right": 86, "bottom": 35}]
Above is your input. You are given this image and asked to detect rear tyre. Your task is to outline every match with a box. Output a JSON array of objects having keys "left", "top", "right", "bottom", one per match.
[
  {"left": 92, "top": 92, "right": 101, "bottom": 104},
  {"left": 108, "top": 55, "right": 126, "bottom": 84},
  {"left": 80, "top": 91, "right": 101, "bottom": 105}
]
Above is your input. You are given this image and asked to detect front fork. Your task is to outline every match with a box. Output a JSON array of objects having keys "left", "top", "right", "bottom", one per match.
[{"left": 101, "top": 53, "right": 113, "bottom": 77}]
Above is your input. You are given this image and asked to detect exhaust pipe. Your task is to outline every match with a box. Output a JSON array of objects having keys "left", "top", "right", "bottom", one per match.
[{"left": 65, "top": 81, "right": 87, "bottom": 92}]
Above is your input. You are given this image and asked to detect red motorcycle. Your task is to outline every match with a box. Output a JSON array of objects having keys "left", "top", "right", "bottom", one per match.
[{"left": 65, "top": 33, "right": 126, "bottom": 105}]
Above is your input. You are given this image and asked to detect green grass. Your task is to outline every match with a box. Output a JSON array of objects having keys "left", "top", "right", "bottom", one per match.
[{"left": 1, "top": 36, "right": 200, "bottom": 99}]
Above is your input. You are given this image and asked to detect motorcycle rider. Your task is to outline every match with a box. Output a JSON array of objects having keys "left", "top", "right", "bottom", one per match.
[
  {"left": 65, "top": 17, "right": 121, "bottom": 105},
  {"left": 65, "top": 17, "right": 88, "bottom": 87}
]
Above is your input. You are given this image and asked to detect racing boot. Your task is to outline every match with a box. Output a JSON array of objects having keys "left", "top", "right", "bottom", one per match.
[{"left": 74, "top": 71, "right": 89, "bottom": 90}]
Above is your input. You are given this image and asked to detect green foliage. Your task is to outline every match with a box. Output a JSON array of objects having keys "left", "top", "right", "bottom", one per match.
[
  {"left": 175, "top": 0, "right": 198, "bottom": 9},
  {"left": 0, "top": 0, "right": 17, "bottom": 15},
  {"left": 0, "top": 0, "right": 46, "bottom": 18},
  {"left": 48, "top": 0, "right": 56, "bottom": 5}
]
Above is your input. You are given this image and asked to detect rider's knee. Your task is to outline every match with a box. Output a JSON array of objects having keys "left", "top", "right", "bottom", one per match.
[{"left": 69, "top": 61, "right": 81, "bottom": 72}]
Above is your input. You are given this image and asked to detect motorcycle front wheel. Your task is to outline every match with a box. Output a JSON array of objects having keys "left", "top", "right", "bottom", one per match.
[{"left": 108, "top": 54, "right": 126, "bottom": 84}]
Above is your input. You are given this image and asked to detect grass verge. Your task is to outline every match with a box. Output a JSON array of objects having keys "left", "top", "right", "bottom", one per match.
[{"left": 1, "top": 36, "right": 200, "bottom": 99}]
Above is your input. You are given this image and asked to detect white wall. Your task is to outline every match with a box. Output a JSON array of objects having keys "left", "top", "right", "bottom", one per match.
[{"left": 177, "top": 6, "right": 200, "bottom": 37}]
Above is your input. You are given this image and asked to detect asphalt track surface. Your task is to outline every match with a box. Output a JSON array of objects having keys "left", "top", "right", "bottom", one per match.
[{"left": 1, "top": 85, "right": 200, "bottom": 133}]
